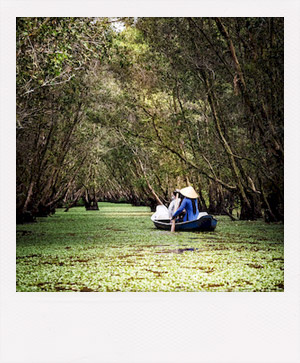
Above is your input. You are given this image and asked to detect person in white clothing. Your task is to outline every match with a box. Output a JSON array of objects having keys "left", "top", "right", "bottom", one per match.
[{"left": 168, "top": 190, "right": 183, "bottom": 219}]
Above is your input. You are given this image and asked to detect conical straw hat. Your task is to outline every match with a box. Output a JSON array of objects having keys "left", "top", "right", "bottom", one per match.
[{"left": 180, "top": 186, "right": 199, "bottom": 199}]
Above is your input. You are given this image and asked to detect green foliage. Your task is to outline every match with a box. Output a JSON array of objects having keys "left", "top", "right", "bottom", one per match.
[
  {"left": 16, "top": 17, "right": 284, "bottom": 222},
  {"left": 17, "top": 203, "right": 284, "bottom": 292},
  {"left": 17, "top": 17, "right": 111, "bottom": 94}
]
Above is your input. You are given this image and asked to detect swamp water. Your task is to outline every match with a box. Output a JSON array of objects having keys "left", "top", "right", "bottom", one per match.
[{"left": 16, "top": 202, "right": 284, "bottom": 292}]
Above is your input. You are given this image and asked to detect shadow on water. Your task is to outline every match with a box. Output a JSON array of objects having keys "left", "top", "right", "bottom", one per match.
[{"left": 156, "top": 248, "right": 198, "bottom": 254}]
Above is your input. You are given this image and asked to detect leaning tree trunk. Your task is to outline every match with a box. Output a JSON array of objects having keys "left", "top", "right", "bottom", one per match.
[{"left": 64, "top": 188, "right": 85, "bottom": 212}]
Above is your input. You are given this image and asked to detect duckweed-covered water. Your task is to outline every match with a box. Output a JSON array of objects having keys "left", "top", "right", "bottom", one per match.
[{"left": 16, "top": 202, "right": 284, "bottom": 292}]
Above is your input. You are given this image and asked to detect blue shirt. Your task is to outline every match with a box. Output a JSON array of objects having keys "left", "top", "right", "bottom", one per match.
[{"left": 172, "top": 197, "right": 199, "bottom": 222}]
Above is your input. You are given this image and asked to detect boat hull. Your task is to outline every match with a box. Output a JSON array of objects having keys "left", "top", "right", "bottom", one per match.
[{"left": 153, "top": 215, "right": 217, "bottom": 232}]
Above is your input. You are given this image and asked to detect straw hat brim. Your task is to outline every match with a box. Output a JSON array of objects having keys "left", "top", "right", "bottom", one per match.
[{"left": 180, "top": 186, "right": 199, "bottom": 199}]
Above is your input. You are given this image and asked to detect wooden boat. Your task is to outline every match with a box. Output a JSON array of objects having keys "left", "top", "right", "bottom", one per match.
[{"left": 153, "top": 214, "right": 217, "bottom": 232}]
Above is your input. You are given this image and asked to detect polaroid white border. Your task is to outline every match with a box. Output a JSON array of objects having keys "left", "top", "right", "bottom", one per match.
[{"left": 1, "top": 1, "right": 300, "bottom": 362}]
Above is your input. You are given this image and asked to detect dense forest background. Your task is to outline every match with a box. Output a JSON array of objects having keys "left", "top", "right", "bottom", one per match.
[{"left": 16, "top": 17, "right": 284, "bottom": 223}]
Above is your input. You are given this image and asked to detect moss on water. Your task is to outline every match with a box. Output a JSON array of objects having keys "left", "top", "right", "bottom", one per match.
[{"left": 16, "top": 202, "right": 284, "bottom": 292}]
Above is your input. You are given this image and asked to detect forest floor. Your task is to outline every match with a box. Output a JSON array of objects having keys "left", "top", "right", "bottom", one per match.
[{"left": 16, "top": 202, "right": 284, "bottom": 292}]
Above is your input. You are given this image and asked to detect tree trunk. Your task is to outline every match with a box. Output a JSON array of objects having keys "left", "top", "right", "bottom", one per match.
[
  {"left": 240, "top": 192, "right": 262, "bottom": 220},
  {"left": 83, "top": 191, "right": 99, "bottom": 210},
  {"left": 201, "top": 71, "right": 254, "bottom": 218},
  {"left": 198, "top": 188, "right": 208, "bottom": 211},
  {"left": 208, "top": 182, "right": 225, "bottom": 215},
  {"left": 215, "top": 17, "right": 283, "bottom": 162}
]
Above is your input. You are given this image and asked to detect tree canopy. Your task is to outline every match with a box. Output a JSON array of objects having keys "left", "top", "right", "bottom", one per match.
[{"left": 16, "top": 17, "right": 284, "bottom": 223}]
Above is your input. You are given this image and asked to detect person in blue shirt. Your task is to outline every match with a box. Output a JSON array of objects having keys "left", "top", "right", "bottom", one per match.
[{"left": 171, "top": 186, "right": 199, "bottom": 222}]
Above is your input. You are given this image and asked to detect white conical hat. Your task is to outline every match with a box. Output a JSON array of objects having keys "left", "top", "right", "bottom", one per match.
[{"left": 180, "top": 186, "right": 199, "bottom": 199}]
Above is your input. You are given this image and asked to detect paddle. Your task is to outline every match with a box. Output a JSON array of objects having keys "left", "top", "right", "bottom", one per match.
[{"left": 171, "top": 192, "right": 180, "bottom": 232}]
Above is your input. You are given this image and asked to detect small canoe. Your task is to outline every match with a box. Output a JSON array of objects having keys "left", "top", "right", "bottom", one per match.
[{"left": 153, "top": 214, "right": 217, "bottom": 232}]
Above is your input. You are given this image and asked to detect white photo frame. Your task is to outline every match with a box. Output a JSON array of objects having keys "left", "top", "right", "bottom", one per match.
[{"left": 1, "top": 1, "right": 300, "bottom": 362}]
